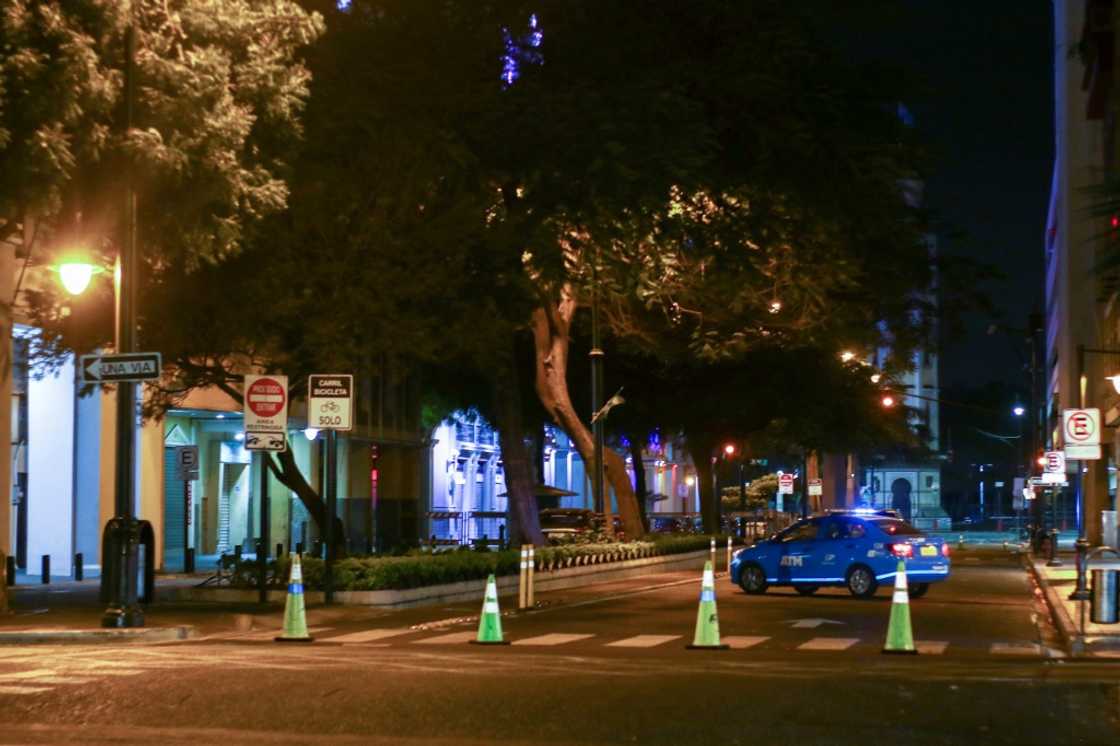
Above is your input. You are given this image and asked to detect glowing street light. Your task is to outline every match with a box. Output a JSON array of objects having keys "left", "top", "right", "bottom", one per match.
[
  {"left": 881, "top": 395, "right": 896, "bottom": 408},
  {"left": 870, "top": 373, "right": 882, "bottom": 384},
  {"left": 724, "top": 443, "right": 736, "bottom": 456},
  {"left": 1012, "top": 405, "right": 1026, "bottom": 417},
  {"left": 58, "top": 260, "right": 96, "bottom": 296}
]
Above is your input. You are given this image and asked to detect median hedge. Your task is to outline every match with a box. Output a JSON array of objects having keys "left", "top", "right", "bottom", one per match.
[{"left": 225, "top": 534, "right": 723, "bottom": 592}]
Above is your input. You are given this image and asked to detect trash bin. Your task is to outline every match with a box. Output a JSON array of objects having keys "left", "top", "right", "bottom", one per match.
[{"left": 1089, "top": 557, "right": 1120, "bottom": 625}]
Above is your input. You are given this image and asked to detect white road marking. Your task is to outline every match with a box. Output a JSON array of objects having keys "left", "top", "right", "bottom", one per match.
[
  {"left": 0, "top": 685, "right": 51, "bottom": 694},
  {"left": 990, "top": 642, "right": 1043, "bottom": 656},
  {"left": 327, "top": 628, "right": 413, "bottom": 644},
  {"left": 0, "top": 669, "right": 55, "bottom": 681},
  {"left": 238, "top": 626, "right": 332, "bottom": 640},
  {"left": 606, "top": 635, "right": 681, "bottom": 648},
  {"left": 722, "top": 636, "right": 769, "bottom": 649},
  {"left": 412, "top": 631, "right": 477, "bottom": 645},
  {"left": 797, "top": 638, "right": 860, "bottom": 651},
  {"left": 513, "top": 634, "right": 595, "bottom": 646},
  {"left": 915, "top": 641, "right": 949, "bottom": 655}
]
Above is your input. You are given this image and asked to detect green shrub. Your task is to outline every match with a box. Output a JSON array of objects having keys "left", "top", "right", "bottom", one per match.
[{"left": 225, "top": 535, "right": 721, "bottom": 592}]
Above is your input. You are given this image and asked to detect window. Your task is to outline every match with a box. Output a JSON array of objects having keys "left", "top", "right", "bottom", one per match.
[
  {"left": 779, "top": 520, "right": 819, "bottom": 543},
  {"left": 841, "top": 520, "right": 866, "bottom": 540},
  {"left": 870, "top": 518, "right": 922, "bottom": 535}
]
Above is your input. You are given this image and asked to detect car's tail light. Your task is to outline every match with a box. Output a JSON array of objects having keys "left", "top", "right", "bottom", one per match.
[
  {"left": 888, "top": 543, "right": 913, "bottom": 559},
  {"left": 941, "top": 543, "right": 951, "bottom": 558}
]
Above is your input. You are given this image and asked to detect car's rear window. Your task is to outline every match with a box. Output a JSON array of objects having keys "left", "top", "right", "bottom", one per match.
[{"left": 869, "top": 518, "right": 922, "bottom": 535}]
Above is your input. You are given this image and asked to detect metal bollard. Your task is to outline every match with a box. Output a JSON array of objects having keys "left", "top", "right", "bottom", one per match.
[
  {"left": 295, "top": 542, "right": 303, "bottom": 557},
  {"left": 519, "top": 545, "right": 528, "bottom": 609},
  {"left": 74, "top": 552, "right": 84, "bottom": 581},
  {"left": 726, "top": 536, "right": 733, "bottom": 573},
  {"left": 234, "top": 544, "right": 242, "bottom": 561},
  {"left": 498, "top": 524, "right": 506, "bottom": 550},
  {"left": 276, "top": 542, "right": 283, "bottom": 559},
  {"left": 185, "top": 547, "right": 195, "bottom": 574},
  {"left": 1046, "top": 528, "right": 1063, "bottom": 567},
  {"left": 710, "top": 536, "right": 716, "bottom": 569},
  {"left": 41, "top": 555, "right": 50, "bottom": 584},
  {"left": 5, "top": 555, "right": 14, "bottom": 586},
  {"left": 527, "top": 545, "right": 535, "bottom": 607}
]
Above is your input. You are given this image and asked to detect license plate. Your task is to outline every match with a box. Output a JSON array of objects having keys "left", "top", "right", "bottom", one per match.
[{"left": 920, "top": 545, "right": 937, "bottom": 557}]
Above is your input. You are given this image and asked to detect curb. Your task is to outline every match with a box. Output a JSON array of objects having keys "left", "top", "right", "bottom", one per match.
[
  {"left": 0, "top": 625, "right": 195, "bottom": 645},
  {"left": 1023, "top": 554, "right": 1083, "bottom": 657}
]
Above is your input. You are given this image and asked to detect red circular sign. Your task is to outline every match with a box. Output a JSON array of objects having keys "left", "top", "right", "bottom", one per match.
[
  {"left": 1065, "top": 412, "right": 1096, "bottom": 443},
  {"left": 247, "top": 377, "right": 286, "bottom": 417}
]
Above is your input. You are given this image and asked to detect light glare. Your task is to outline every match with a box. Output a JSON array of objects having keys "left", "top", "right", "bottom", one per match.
[{"left": 59, "top": 262, "right": 94, "bottom": 295}]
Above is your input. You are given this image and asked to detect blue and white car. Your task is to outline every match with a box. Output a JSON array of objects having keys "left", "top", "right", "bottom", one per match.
[{"left": 730, "top": 510, "right": 951, "bottom": 599}]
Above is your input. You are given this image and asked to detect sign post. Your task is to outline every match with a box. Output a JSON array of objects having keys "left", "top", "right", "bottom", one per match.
[
  {"left": 308, "top": 375, "right": 353, "bottom": 604},
  {"left": 173, "top": 446, "right": 199, "bottom": 573},
  {"left": 244, "top": 375, "right": 288, "bottom": 603}
]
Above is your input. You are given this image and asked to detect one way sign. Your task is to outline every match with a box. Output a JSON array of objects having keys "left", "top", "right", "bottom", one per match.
[{"left": 81, "top": 352, "right": 162, "bottom": 384}]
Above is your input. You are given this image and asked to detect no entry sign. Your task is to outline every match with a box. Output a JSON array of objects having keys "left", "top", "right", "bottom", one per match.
[
  {"left": 778, "top": 473, "right": 795, "bottom": 495},
  {"left": 244, "top": 374, "right": 289, "bottom": 435}
]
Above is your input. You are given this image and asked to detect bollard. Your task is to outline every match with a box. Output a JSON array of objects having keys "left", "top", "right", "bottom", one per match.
[
  {"left": 430, "top": 534, "right": 437, "bottom": 550},
  {"left": 235, "top": 544, "right": 243, "bottom": 561},
  {"left": 518, "top": 545, "right": 528, "bottom": 609},
  {"left": 710, "top": 537, "right": 716, "bottom": 570},
  {"left": 276, "top": 542, "right": 283, "bottom": 559},
  {"left": 185, "top": 547, "right": 195, "bottom": 574},
  {"left": 6, "top": 555, "right": 14, "bottom": 586},
  {"left": 498, "top": 524, "right": 506, "bottom": 550},
  {"left": 41, "top": 554, "right": 50, "bottom": 584},
  {"left": 1046, "top": 528, "right": 1063, "bottom": 567},
  {"left": 527, "top": 545, "right": 535, "bottom": 607},
  {"left": 296, "top": 542, "right": 304, "bottom": 557},
  {"left": 726, "top": 536, "right": 733, "bottom": 573},
  {"left": 74, "top": 552, "right": 83, "bottom": 581}
]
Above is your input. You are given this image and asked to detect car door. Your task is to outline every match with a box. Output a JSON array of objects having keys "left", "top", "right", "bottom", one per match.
[
  {"left": 776, "top": 519, "right": 820, "bottom": 583},
  {"left": 799, "top": 517, "right": 846, "bottom": 583}
]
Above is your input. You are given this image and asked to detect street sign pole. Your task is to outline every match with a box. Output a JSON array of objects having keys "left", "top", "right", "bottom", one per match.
[
  {"left": 325, "top": 429, "right": 337, "bottom": 604},
  {"left": 102, "top": 21, "right": 143, "bottom": 629},
  {"left": 259, "top": 453, "right": 270, "bottom": 605},
  {"left": 183, "top": 480, "right": 193, "bottom": 573}
]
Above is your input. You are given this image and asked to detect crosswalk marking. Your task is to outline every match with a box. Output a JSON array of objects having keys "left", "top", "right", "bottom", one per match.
[
  {"left": 606, "top": 635, "right": 681, "bottom": 648},
  {"left": 722, "top": 636, "right": 769, "bottom": 650},
  {"left": 0, "top": 669, "right": 55, "bottom": 681},
  {"left": 411, "top": 631, "right": 477, "bottom": 645},
  {"left": 513, "top": 634, "right": 595, "bottom": 647},
  {"left": 0, "top": 685, "right": 51, "bottom": 695},
  {"left": 327, "top": 628, "right": 413, "bottom": 644},
  {"left": 990, "top": 642, "right": 1042, "bottom": 656},
  {"left": 797, "top": 637, "right": 860, "bottom": 651},
  {"left": 239, "top": 626, "right": 332, "bottom": 641},
  {"left": 915, "top": 641, "right": 949, "bottom": 655}
]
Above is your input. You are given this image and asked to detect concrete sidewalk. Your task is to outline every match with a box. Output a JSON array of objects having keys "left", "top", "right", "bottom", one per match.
[{"left": 1028, "top": 554, "right": 1120, "bottom": 658}]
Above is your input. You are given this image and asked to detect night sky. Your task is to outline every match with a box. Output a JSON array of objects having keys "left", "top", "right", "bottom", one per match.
[{"left": 899, "top": 2, "right": 1053, "bottom": 387}]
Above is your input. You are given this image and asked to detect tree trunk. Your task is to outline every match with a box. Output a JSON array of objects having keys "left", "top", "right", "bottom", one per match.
[
  {"left": 493, "top": 352, "right": 545, "bottom": 547},
  {"left": 629, "top": 435, "right": 648, "bottom": 530},
  {"left": 271, "top": 448, "right": 348, "bottom": 558},
  {"left": 530, "top": 286, "right": 644, "bottom": 539},
  {"left": 685, "top": 431, "right": 719, "bottom": 534}
]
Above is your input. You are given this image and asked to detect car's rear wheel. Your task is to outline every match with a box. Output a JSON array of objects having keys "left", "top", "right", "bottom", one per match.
[
  {"left": 908, "top": 582, "right": 929, "bottom": 598},
  {"left": 739, "top": 563, "right": 768, "bottom": 595},
  {"left": 846, "top": 565, "right": 878, "bottom": 599},
  {"left": 794, "top": 585, "right": 818, "bottom": 596}
]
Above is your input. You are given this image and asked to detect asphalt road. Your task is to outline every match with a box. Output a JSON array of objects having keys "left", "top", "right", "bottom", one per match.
[{"left": 0, "top": 548, "right": 1116, "bottom": 745}]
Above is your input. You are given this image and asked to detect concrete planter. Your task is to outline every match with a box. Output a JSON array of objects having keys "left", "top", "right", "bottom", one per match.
[{"left": 170, "top": 548, "right": 710, "bottom": 609}]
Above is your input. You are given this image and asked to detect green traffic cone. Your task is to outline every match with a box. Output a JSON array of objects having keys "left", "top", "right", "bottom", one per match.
[
  {"left": 882, "top": 560, "right": 917, "bottom": 655},
  {"left": 687, "top": 561, "right": 729, "bottom": 650},
  {"left": 275, "top": 553, "right": 313, "bottom": 643},
  {"left": 470, "top": 574, "right": 510, "bottom": 645}
]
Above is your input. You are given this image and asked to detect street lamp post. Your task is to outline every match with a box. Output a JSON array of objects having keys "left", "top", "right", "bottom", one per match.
[{"left": 102, "top": 18, "right": 143, "bottom": 628}]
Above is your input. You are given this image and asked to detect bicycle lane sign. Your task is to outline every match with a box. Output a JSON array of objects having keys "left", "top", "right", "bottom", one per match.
[{"left": 309, "top": 374, "right": 353, "bottom": 431}]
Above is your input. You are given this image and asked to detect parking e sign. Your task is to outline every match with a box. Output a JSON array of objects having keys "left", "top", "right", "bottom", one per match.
[{"left": 1062, "top": 408, "right": 1100, "bottom": 445}]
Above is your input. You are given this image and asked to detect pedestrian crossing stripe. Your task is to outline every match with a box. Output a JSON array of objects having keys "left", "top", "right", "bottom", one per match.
[
  {"left": 513, "top": 633, "right": 595, "bottom": 646},
  {"left": 326, "top": 628, "right": 413, "bottom": 644},
  {"left": 606, "top": 635, "right": 681, "bottom": 648},
  {"left": 797, "top": 638, "right": 860, "bottom": 651}
]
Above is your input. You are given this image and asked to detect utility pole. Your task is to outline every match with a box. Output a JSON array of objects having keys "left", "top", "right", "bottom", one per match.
[{"left": 102, "top": 17, "right": 143, "bottom": 628}]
